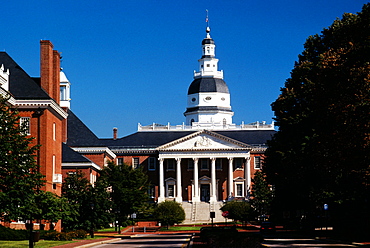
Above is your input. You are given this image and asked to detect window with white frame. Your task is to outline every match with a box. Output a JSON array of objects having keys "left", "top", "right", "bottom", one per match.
[
  {"left": 117, "top": 158, "right": 124, "bottom": 165},
  {"left": 53, "top": 122, "right": 56, "bottom": 141},
  {"left": 20, "top": 117, "right": 30, "bottom": 135},
  {"left": 235, "top": 183, "right": 244, "bottom": 197},
  {"left": 132, "top": 157, "right": 140, "bottom": 169},
  {"left": 254, "top": 156, "right": 261, "bottom": 169},
  {"left": 148, "top": 157, "right": 156, "bottom": 171},
  {"left": 166, "top": 159, "right": 175, "bottom": 171},
  {"left": 233, "top": 158, "right": 243, "bottom": 170}
]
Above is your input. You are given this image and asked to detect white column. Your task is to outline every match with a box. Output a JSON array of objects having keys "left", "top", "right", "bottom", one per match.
[
  {"left": 193, "top": 158, "right": 200, "bottom": 202},
  {"left": 175, "top": 158, "right": 182, "bottom": 202},
  {"left": 158, "top": 158, "right": 165, "bottom": 202},
  {"left": 245, "top": 156, "right": 251, "bottom": 199},
  {"left": 210, "top": 157, "right": 217, "bottom": 202},
  {"left": 228, "top": 157, "right": 234, "bottom": 200}
]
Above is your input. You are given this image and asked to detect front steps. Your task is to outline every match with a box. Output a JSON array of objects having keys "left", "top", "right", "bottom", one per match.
[{"left": 182, "top": 201, "right": 225, "bottom": 224}]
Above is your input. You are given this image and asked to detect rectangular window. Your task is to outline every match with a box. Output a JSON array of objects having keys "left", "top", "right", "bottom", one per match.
[
  {"left": 200, "top": 158, "right": 209, "bottom": 170},
  {"left": 20, "top": 117, "right": 30, "bottom": 135},
  {"left": 132, "top": 157, "right": 140, "bottom": 169},
  {"left": 53, "top": 122, "right": 56, "bottom": 141},
  {"left": 234, "top": 158, "right": 243, "bottom": 170},
  {"left": 236, "top": 183, "right": 244, "bottom": 197},
  {"left": 148, "top": 157, "right": 156, "bottom": 171},
  {"left": 167, "top": 185, "right": 175, "bottom": 197},
  {"left": 187, "top": 159, "right": 194, "bottom": 170},
  {"left": 216, "top": 159, "right": 222, "bottom": 170},
  {"left": 254, "top": 156, "right": 261, "bottom": 169},
  {"left": 117, "top": 158, "right": 123, "bottom": 165},
  {"left": 60, "top": 86, "right": 66, "bottom": 100},
  {"left": 167, "top": 159, "right": 175, "bottom": 170}
]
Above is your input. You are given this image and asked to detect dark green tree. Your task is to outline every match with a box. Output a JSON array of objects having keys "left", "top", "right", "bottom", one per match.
[
  {"left": 0, "top": 94, "right": 45, "bottom": 223},
  {"left": 264, "top": 4, "right": 370, "bottom": 234},
  {"left": 99, "top": 161, "right": 149, "bottom": 226},
  {"left": 250, "top": 171, "right": 273, "bottom": 217},
  {"left": 153, "top": 201, "right": 185, "bottom": 228},
  {"left": 61, "top": 170, "right": 112, "bottom": 231},
  {"left": 220, "top": 201, "right": 253, "bottom": 223}
]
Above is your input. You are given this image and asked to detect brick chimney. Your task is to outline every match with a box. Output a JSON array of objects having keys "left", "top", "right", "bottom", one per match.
[
  {"left": 113, "top": 127, "right": 118, "bottom": 140},
  {"left": 40, "top": 40, "right": 61, "bottom": 103}
]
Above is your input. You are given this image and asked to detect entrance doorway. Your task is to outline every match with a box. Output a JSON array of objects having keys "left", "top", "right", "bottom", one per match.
[{"left": 200, "top": 184, "right": 210, "bottom": 202}]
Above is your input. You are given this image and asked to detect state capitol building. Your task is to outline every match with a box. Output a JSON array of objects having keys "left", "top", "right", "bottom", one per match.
[{"left": 0, "top": 22, "right": 275, "bottom": 226}]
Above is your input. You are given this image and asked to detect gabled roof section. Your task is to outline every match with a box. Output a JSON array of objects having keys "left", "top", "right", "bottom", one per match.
[
  {"left": 0, "top": 52, "right": 50, "bottom": 99},
  {"left": 100, "top": 131, "right": 196, "bottom": 148},
  {"left": 214, "top": 130, "right": 275, "bottom": 146},
  {"left": 66, "top": 110, "right": 102, "bottom": 147},
  {"left": 62, "top": 143, "right": 90, "bottom": 163},
  {"left": 157, "top": 130, "right": 251, "bottom": 151}
]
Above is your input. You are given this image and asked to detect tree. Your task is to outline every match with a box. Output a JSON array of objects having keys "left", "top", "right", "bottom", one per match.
[
  {"left": 0, "top": 94, "right": 45, "bottom": 223},
  {"left": 61, "top": 170, "right": 112, "bottom": 231},
  {"left": 264, "top": 4, "right": 370, "bottom": 234},
  {"left": 99, "top": 161, "right": 149, "bottom": 226},
  {"left": 154, "top": 201, "right": 185, "bottom": 228},
  {"left": 220, "top": 201, "right": 253, "bottom": 223},
  {"left": 250, "top": 171, "right": 273, "bottom": 217}
]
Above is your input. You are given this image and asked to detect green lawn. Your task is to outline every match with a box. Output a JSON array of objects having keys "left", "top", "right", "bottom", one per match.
[
  {"left": 160, "top": 225, "right": 203, "bottom": 231},
  {"left": 0, "top": 240, "right": 76, "bottom": 248}
]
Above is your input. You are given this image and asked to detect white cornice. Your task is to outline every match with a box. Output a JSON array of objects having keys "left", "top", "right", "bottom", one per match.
[
  {"left": 0, "top": 89, "right": 16, "bottom": 105},
  {"left": 62, "top": 162, "right": 101, "bottom": 171},
  {"left": 72, "top": 147, "right": 116, "bottom": 159},
  {"left": 14, "top": 99, "right": 68, "bottom": 120},
  {"left": 157, "top": 130, "right": 251, "bottom": 150}
]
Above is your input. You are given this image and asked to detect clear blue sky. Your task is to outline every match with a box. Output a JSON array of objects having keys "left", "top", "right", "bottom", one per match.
[{"left": 1, "top": 0, "right": 368, "bottom": 138}]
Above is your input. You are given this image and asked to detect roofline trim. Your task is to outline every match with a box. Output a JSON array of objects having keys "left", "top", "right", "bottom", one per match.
[
  {"left": 62, "top": 162, "right": 101, "bottom": 171},
  {"left": 14, "top": 99, "right": 68, "bottom": 119},
  {"left": 72, "top": 147, "right": 117, "bottom": 159}
]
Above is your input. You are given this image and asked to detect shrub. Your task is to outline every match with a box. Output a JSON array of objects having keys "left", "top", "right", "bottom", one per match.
[
  {"left": 0, "top": 225, "right": 29, "bottom": 240},
  {"left": 42, "top": 229, "right": 88, "bottom": 241}
]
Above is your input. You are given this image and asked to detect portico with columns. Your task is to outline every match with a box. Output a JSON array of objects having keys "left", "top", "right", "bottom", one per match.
[{"left": 156, "top": 130, "right": 252, "bottom": 203}]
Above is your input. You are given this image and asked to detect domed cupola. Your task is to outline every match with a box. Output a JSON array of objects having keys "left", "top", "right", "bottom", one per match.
[{"left": 184, "top": 17, "right": 234, "bottom": 127}]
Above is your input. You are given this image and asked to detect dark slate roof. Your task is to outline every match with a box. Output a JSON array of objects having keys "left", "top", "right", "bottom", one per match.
[
  {"left": 188, "top": 78, "right": 229, "bottom": 95},
  {"left": 214, "top": 130, "right": 276, "bottom": 146},
  {"left": 184, "top": 106, "right": 232, "bottom": 115},
  {"left": 202, "top": 38, "right": 215, "bottom": 45},
  {"left": 62, "top": 143, "right": 91, "bottom": 163},
  {"left": 99, "top": 129, "right": 276, "bottom": 149},
  {"left": 0, "top": 52, "right": 50, "bottom": 99},
  {"left": 100, "top": 131, "right": 196, "bottom": 148},
  {"left": 66, "top": 110, "right": 103, "bottom": 147}
]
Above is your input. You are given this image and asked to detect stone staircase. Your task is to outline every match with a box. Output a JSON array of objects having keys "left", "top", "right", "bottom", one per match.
[{"left": 182, "top": 201, "right": 225, "bottom": 224}]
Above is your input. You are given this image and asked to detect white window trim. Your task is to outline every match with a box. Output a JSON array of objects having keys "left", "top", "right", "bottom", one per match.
[
  {"left": 254, "top": 156, "right": 261, "bottom": 170},
  {"left": 20, "top": 117, "right": 30, "bottom": 135},
  {"left": 234, "top": 181, "right": 245, "bottom": 197},
  {"left": 132, "top": 157, "right": 139, "bottom": 169},
  {"left": 165, "top": 179, "right": 176, "bottom": 198}
]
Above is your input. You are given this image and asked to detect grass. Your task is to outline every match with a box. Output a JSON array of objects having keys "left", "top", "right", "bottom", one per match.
[
  {"left": 160, "top": 225, "right": 203, "bottom": 231},
  {"left": 0, "top": 240, "right": 76, "bottom": 248}
]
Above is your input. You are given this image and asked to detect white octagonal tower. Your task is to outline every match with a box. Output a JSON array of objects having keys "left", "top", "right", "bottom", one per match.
[{"left": 184, "top": 24, "right": 234, "bottom": 127}]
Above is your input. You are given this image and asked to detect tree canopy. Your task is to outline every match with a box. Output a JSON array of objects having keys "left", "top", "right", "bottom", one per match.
[
  {"left": 99, "top": 161, "right": 149, "bottom": 225},
  {"left": 154, "top": 201, "right": 185, "bottom": 228},
  {"left": 264, "top": 4, "right": 370, "bottom": 233},
  {"left": 0, "top": 95, "right": 45, "bottom": 222}
]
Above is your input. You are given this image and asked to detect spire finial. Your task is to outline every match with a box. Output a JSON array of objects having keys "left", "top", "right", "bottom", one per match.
[{"left": 205, "top": 9, "right": 211, "bottom": 38}]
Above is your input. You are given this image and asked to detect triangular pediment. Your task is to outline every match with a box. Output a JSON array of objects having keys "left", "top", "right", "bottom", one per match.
[{"left": 157, "top": 130, "right": 250, "bottom": 151}]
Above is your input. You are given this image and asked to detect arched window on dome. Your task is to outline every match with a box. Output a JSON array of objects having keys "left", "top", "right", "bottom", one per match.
[{"left": 191, "top": 119, "right": 195, "bottom": 126}]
